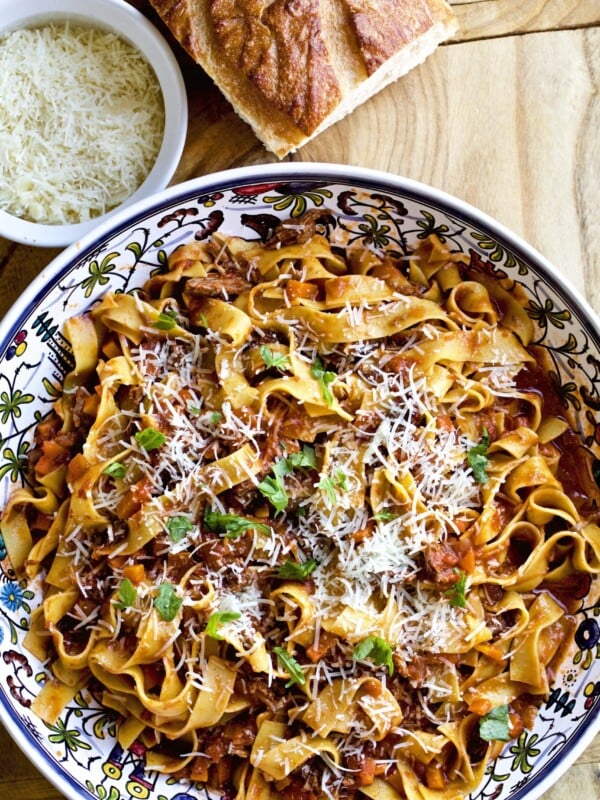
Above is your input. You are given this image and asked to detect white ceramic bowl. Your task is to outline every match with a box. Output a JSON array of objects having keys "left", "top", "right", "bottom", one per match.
[
  {"left": 0, "top": 0, "right": 187, "bottom": 248},
  {"left": 1, "top": 163, "right": 600, "bottom": 800}
]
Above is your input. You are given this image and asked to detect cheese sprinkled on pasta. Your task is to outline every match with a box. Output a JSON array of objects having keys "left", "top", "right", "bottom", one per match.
[{"left": 3, "top": 219, "right": 600, "bottom": 800}]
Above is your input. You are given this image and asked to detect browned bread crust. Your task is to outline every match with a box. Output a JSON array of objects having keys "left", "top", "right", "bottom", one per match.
[
  {"left": 210, "top": 0, "right": 343, "bottom": 135},
  {"left": 150, "top": 0, "right": 458, "bottom": 156}
]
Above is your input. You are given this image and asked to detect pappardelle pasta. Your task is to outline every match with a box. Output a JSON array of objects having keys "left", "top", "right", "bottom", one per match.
[{"left": 3, "top": 211, "right": 600, "bottom": 800}]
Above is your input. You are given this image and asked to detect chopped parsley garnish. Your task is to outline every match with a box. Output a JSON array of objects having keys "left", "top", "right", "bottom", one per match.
[
  {"left": 189, "top": 405, "right": 202, "bottom": 417},
  {"left": 135, "top": 427, "right": 167, "bottom": 451},
  {"left": 166, "top": 514, "right": 194, "bottom": 542},
  {"left": 479, "top": 704, "right": 511, "bottom": 741},
  {"left": 114, "top": 578, "right": 136, "bottom": 610},
  {"left": 353, "top": 636, "right": 394, "bottom": 676},
  {"left": 260, "top": 345, "right": 290, "bottom": 371},
  {"left": 317, "top": 475, "right": 337, "bottom": 505},
  {"left": 310, "top": 355, "right": 336, "bottom": 407},
  {"left": 286, "top": 444, "right": 317, "bottom": 470},
  {"left": 258, "top": 446, "right": 316, "bottom": 513},
  {"left": 277, "top": 558, "right": 318, "bottom": 580},
  {"left": 154, "top": 308, "right": 178, "bottom": 330},
  {"left": 374, "top": 510, "right": 397, "bottom": 521},
  {"left": 336, "top": 470, "right": 349, "bottom": 491},
  {"left": 274, "top": 646, "right": 306, "bottom": 687},
  {"left": 205, "top": 610, "right": 241, "bottom": 640},
  {"left": 257, "top": 468, "right": 289, "bottom": 514},
  {"left": 203, "top": 506, "right": 271, "bottom": 538},
  {"left": 467, "top": 429, "right": 490, "bottom": 483},
  {"left": 445, "top": 570, "right": 468, "bottom": 608},
  {"left": 318, "top": 470, "right": 348, "bottom": 504},
  {"left": 154, "top": 582, "right": 182, "bottom": 622},
  {"left": 102, "top": 461, "right": 127, "bottom": 479},
  {"left": 209, "top": 410, "right": 223, "bottom": 424}
]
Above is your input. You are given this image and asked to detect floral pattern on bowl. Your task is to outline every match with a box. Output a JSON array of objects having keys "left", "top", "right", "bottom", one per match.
[{"left": 1, "top": 164, "right": 599, "bottom": 800}]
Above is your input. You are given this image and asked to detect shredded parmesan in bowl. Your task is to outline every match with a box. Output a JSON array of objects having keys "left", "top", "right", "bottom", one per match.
[{"left": 0, "top": 22, "right": 166, "bottom": 225}]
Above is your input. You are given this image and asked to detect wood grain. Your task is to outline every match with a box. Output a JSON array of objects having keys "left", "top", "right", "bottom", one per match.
[
  {"left": 1, "top": 3, "right": 599, "bottom": 800},
  {"left": 298, "top": 27, "right": 600, "bottom": 311},
  {"left": 451, "top": 0, "right": 600, "bottom": 39}
]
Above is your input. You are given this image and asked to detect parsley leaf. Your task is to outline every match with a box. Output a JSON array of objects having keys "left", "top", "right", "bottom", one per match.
[
  {"left": 318, "top": 475, "right": 337, "bottom": 505},
  {"left": 286, "top": 445, "right": 316, "bottom": 470},
  {"left": 445, "top": 570, "right": 468, "bottom": 608},
  {"left": 257, "top": 472, "right": 289, "bottom": 513},
  {"left": 374, "top": 510, "right": 397, "bottom": 521},
  {"left": 317, "top": 470, "right": 348, "bottom": 505},
  {"left": 154, "top": 308, "right": 178, "bottom": 330},
  {"left": 353, "top": 636, "right": 394, "bottom": 675},
  {"left": 274, "top": 646, "right": 306, "bottom": 687},
  {"left": 277, "top": 558, "right": 318, "bottom": 580},
  {"left": 114, "top": 578, "right": 137, "bottom": 610},
  {"left": 467, "top": 429, "right": 490, "bottom": 483},
  {"left": 260, "top": 345, "right": 290, "bottom": 371},
  {"left": 258, "top": 446, "right": 316, "bottom": 513},
  {"left": 203, "top": 507, "right": 271, "bottom": 538},
  {"left": 310, "top": 355, "right": 336, "bottom": 407},
  {"left": 154, "top": 582, "right": 182, "bottom": 622},
  {"left": 166, "top": 515, "right": 194, "bottom": 542},
  {"left": 209, "top": 411, "right": 223, "bottom": 424},
  {"left": 479, "top": 704, "right": 511, "bottom": 742},
  {"left": 205, "top": 610, "right": 242, "bottom": 640},
  {"left": 336, "top": 470, "right": 348, "bottom": 491},
  {"left": 135, "top": 427, "right": 167, "bottom": 451},
  {"left": 102, "top": 461, "right": 127, "bottom": 479}
]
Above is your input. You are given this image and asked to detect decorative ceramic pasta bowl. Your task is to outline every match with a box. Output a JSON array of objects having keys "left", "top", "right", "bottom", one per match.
[{"left": 0, "top": 163, "right": 599, "bottom": 800}]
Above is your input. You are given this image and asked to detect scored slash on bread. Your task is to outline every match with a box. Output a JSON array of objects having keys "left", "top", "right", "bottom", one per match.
[{"left": 149, "top": 0, "right": 458, "bottom": 158}]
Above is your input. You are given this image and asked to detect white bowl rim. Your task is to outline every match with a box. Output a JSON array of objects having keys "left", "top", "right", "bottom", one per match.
[
  {"left": 1, "top": 161, "right": 599, "bottom": 800},
  {"left": 0, "top": 0, "right": 187, "bottom": 248}
]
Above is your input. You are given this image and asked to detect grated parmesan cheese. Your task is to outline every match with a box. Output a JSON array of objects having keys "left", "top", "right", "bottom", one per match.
[{"left": 0, "top": 23, "right": 165, "bottom": 224}]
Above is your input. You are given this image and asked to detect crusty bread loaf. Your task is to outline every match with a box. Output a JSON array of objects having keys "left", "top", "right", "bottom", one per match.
[{"left": 149, "top": 0, "right": 458, "bottom": 157}]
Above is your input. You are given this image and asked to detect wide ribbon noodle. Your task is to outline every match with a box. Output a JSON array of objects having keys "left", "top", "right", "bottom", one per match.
[{"left": 3, "top": 212, "right": 600, "bottom": 800}]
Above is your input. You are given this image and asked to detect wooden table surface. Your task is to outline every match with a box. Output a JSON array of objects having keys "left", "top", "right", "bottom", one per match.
[{"left": 1, "top": 1, "right": 599, "bottom": 798}]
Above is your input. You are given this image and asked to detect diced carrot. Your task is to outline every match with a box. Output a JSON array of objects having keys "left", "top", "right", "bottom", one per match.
[
  {"left": 358, "top": 757, "right": 377, "bottom": 786},
  {"left": 35, "top": 441, "right": 69, "bottom": 476},
  {"left": 476, "top": 642, "right": 505, "bottom": 662},
  {"left": 286, "top": 279, "right": 318, "bottom": 301},
  {"left": 82, "top": 393, "right": 100, "bottom": 417},
  {"left": 459, "top": 547, "right": 476, "bottom": 573},
  {"left": 509, "top": 710, "right": 524, "bottom": 739},
  {"left": 41, "top": 440, "right": 67, "bottom": 459},
  {"left": 67, "top": 453, "right": 89, "bottom": 484},
  {"left": 306, "top": 631, "right": 337, "bottom": 663},
  {"left": 116, "top": 478, "right": 153, "bottom": 518},
  {"left": 102, "top": 339, "right": 121, "bottom": 359},
  {"left": 350, "top": 524, "right": 372, "bottom": 544},
  {"left": 436, "top": 414, "right": 453, "bottom": 433},
  {"left": 36, "top": 417, "right": 61, "bottom": 442},
  {"left": 454, "top": 516, "right": 471, "bottom": 533},
  {"left": 425, "top": 764, "right": 446, "bottom": 790},
  {"left": 122, "top": 564, "right": 145, "bottom": 584},
  {"left": 214, "top": 755, "right": 232, "bottom": 785},
  {"left": 468, "top": 697, "right": 493, "bottom": 716}
]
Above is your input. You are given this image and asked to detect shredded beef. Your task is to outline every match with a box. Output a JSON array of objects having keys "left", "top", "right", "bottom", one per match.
[{"left": 185, "top": 270, "right": 253, "bottom": 299}]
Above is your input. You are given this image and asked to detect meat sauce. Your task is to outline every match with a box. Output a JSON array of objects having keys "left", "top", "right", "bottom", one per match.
[{"left": 516, "top": 354, "right": 600, "bottom": 512}]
